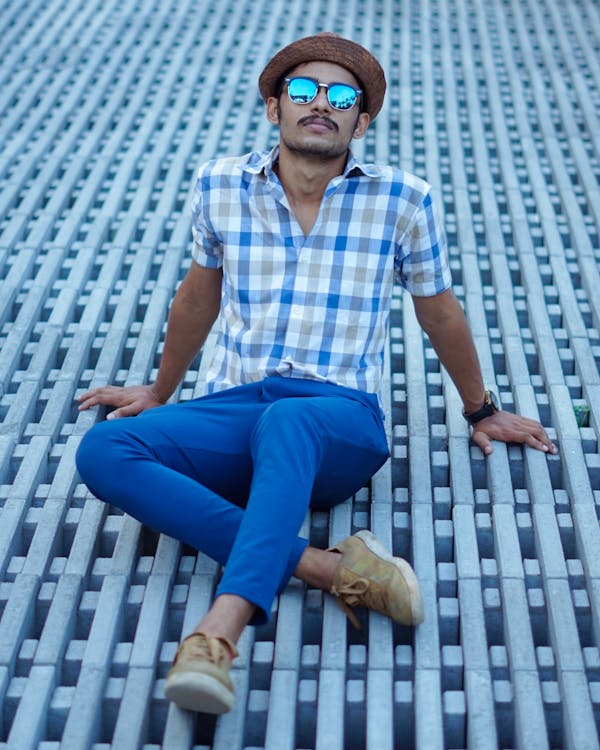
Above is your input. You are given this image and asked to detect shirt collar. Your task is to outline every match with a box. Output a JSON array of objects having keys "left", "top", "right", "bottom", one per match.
[{"left": 242, "top": 145, "right": 382, "bottom": 180}]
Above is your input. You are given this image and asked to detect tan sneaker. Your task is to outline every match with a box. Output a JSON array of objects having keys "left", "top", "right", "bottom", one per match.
[
  {"left": 328, "top": 530, "right": 424, "bottom": 628},
  {"left": 164, "top": 631, "right": 239, "bottom": 714}
]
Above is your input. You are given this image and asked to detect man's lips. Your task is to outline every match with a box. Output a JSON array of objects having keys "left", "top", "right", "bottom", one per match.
[{"left": 299, "top": 115, "right": 337, "bottom": 132}]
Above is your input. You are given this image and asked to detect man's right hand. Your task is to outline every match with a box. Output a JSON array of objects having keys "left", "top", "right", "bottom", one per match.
[{"left": 77, "top": 384, "right": 166, "bottom": 419}]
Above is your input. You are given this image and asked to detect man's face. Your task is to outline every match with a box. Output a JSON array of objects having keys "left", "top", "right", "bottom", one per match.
[{"left": 267, "top": 61, "right": 370, "bottom": 161}]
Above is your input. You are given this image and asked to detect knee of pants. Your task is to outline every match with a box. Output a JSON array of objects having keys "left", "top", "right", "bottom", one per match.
[{"left": 76, "top": 419, "right": 139, "bottom": 493}]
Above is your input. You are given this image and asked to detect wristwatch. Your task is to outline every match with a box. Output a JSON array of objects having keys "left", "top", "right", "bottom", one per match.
[{"left": 463, "top": 390, "right": 499, "bottom": 425}]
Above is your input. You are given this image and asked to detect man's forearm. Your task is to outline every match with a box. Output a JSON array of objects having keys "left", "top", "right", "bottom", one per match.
[
  {"left": 412, "top": 290, "right": 486, "bottom": 413},
  {"left": 152, "top": 303, "right": 214, "bottom": 401},
  {"left": 426, "top": 321, "right": 485, "bottom": 413},
  {"left": 152, "top": 264, "right": 222, "bottom": 401}
]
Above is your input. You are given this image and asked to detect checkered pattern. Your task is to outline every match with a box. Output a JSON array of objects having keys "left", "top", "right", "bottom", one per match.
[{"left": 191, "top": 146, "right": 451, "bottom": 394}]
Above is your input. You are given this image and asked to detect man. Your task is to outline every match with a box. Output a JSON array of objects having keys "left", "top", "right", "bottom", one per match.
[{"left": 76, "top": 33, "right": 556, "bottom": 715}]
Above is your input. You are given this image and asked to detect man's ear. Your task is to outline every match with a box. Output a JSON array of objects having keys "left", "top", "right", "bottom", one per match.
[
  {"left": 352, "top": 112, "right": 370, "bottom": 140},
  {"left": 266, "top": 97, "right": 280, "bottom": 125}
]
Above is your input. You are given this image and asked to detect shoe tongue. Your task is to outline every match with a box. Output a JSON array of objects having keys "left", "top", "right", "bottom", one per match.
[{"left": 185, "top": 632, "right": 238, "bottom": 662}]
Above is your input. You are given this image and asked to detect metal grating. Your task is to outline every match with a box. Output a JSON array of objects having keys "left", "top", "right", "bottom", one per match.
[{"left": 1, "top": 0, "right": 600, "bottom": 748}]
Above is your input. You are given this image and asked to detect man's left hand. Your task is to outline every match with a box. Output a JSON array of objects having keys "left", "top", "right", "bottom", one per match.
[{"left": 471, "top": 411, "right": 558, "bottom": 456}]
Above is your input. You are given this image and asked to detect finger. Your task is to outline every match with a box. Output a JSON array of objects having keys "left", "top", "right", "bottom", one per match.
[
  {"left": 496, "top": 426, "right": 557, "bottom": 454},
  {"left": 471, "top": 430, "right": 494, "bottom": 455},
  {"left": 106, "top": 403, "right": 141, "bottom": 419},
  {"left": 511, "top": 420, "right": 556, "bottom": 453},
  {"left": 77, "top": 397, "right": 108, "bottom": 411},
  {"left": 77, "top": 390, "right": 125, "bottom": 410},
  {"left": 77, "top": 386, "right": 117, "bottom": 401},
  {"left": 533, "top": 430, "right": 558, "bottom": 454},
  {"left": 77, "top": 389, "right": 98, "bottom": 403},
  {"left": 524, "top": 434, "right": 558, "bottom": 454},
  {"left": 106, "top": 407, "right": 128, "bottom": 420},
  {"left": 514, "top": 419, "right": 557, "bottom": 452},
  {"left": 77, "top": 395, "right": 104, "bottom": 411}
]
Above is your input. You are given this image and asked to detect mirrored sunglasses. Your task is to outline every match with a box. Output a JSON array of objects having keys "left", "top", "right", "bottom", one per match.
[{"left": 284, "top": 76, "right": 362, "bottom": 111}]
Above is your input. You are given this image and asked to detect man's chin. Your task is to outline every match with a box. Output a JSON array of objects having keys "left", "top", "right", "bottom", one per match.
[{"left": 284, "top": 138, "right": 348, "bottom": 161}]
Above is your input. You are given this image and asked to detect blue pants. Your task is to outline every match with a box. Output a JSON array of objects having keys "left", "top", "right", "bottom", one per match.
[{"left": 76, "top": 376, "right": 389, "bottom": 624}]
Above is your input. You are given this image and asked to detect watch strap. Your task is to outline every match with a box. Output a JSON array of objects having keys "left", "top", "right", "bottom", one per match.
[{"left": 463, "top": 390, "right": 499, "bottom": 425}]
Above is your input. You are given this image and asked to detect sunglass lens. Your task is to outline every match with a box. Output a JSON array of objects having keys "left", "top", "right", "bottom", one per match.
[
  {"left": 287, "top": 78, "right": 318, "bottom": 103},
  {"left": 328, "top": 84, "right": 358, "bottom": 110}
]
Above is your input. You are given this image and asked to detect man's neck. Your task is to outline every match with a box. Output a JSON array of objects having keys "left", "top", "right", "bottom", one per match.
[{"left": 274, "top": 143, "right": 349, "bottom": 206}]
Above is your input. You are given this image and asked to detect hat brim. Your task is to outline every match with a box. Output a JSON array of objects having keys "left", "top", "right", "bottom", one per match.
[{"left": 258, "top": 33, "right": 386, "bottom": 121}]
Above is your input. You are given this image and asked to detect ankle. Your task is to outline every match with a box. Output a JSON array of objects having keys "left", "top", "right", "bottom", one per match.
[
  {"left": 192, "top": 594, "right": 254, "bottom": 646},
  {"left": 295, "top": 546, "right": 341, "bottom": 591}
]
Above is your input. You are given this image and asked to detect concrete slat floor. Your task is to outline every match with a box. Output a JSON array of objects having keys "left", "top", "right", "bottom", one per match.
[{"left": 1, "top": 0, "right": 599, "bottom": 748}]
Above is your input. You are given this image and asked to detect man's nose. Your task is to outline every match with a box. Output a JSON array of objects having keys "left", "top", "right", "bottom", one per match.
[{"left": 311, "top": 85, "right": 331, "bottom": 110}]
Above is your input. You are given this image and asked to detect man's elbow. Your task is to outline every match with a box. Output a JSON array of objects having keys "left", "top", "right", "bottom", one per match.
[{"left": 412, "top": 289, "right": 463, "bottom": 333}]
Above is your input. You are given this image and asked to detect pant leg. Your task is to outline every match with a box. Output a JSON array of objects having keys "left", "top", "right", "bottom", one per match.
[
  {"left": 77, "top": 378, "right": 390, "bottom": 626},
  {"left": 75, "top": 383, "right": 306, "bottom": 571},
  {"left": 216, "top": 388, "right": 390, "bottom": 623}
]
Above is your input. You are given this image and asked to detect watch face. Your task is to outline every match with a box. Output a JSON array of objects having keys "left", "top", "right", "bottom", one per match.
[{"left": 487, "top": 390, "right": 499, "bottom": 410}]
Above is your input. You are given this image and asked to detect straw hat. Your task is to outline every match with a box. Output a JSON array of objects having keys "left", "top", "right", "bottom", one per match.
[{"left": 258, "top": 33, "right": 386, "bottom": 120}]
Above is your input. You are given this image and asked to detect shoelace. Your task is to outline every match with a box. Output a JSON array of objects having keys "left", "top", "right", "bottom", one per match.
[
  {"left": 331, "top": 576, "right": 388, "bottom": 630},
  {"left": 173, "top": 632, "right": 238, "bottom": 667}
]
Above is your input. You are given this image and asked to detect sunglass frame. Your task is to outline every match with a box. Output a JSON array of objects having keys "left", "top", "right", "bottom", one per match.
[{"left": 284, "top": 76, "right": 362, "bottom": 111}]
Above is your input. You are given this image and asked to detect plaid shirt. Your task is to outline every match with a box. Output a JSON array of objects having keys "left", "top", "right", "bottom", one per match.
[{"left": 191, "top": 146, "right": 451, "bottom": 395}]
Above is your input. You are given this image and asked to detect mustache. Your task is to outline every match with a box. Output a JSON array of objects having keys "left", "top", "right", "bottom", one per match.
[{"left": 298, "top": 115, "right": 338, "bottom": 131}]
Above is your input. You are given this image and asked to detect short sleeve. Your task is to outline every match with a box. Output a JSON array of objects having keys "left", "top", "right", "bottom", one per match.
[
  {"left": 395, "top": 189, "right": 452, "bottom": 296},
  {"left": 190, "top": 164, "right": 223, "bottom": 269}
]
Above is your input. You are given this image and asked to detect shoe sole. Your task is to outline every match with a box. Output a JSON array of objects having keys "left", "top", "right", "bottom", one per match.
[
  {"left": 164, "top": 671, "right": 234, "bottom": 714},
  {"left": 355, "top": 529, "right": 424, "bottom": 625}
]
